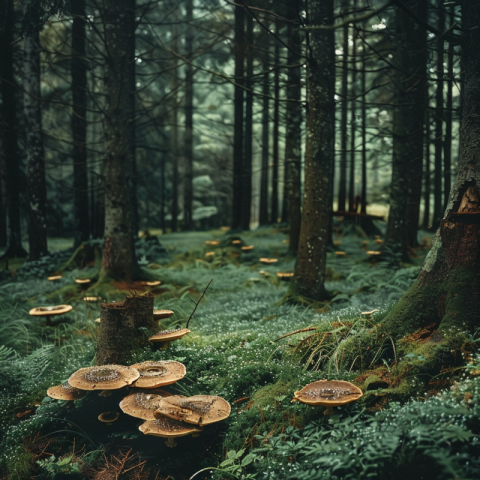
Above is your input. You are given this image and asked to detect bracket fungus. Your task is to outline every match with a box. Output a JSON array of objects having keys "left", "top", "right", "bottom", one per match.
[
  {"left": 75, "top": 278, "right": 91, "bottom": 285},
  {"left": 276, "top": 272, "right": 294, "bottom": 281},
  {"left": 130, "top": 360, "right": 186, "bottom": 388},
  {"left": 259, "top": 258, "right": 278, "bottom": 264},
  {"left": 47, "top": 383, "right": 86, "bottom": 401},
  {"left": 68, "top": 365, "right": 140, "bottom": 391},
  {"left": 47, "top": 275, "right": 62, "bottom": 281},
  {"left": 120, "top": 389, "right": 174, "bottom": 420},
  {"left": 153, "top": 309, "right": 174, "bottom": 321},
  {"left": 293, "top": 380, "right": 363, "bottom": 415},
  {"left": 29, "top": 305, "right": 73, "bottom": 326},
  {"left": 149, "top": 328, "right": 191, "bottom": 349},
  {"left": 139, "top": 415, "right": 202, "bottom": 447},
  {"left": 154, "top": 394, "right": 231, "bottom": 427}
]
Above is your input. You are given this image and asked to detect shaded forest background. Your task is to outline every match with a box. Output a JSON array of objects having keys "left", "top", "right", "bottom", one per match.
[{"left": 0, "top": 0, "right": 461, "bottom": 261}]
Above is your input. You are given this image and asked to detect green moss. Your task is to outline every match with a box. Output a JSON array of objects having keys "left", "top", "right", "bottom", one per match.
[{"left": 251, "top": 380, "right": 292, "bottom": 408}]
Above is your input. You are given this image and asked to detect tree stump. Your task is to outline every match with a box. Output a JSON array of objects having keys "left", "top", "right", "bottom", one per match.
[{"left": 96, "top": 293, "right": 157, "bottom": 365}]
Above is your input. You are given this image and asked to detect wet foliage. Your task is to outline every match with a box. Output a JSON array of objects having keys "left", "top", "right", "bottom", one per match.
[{"left": 0, "top": 227, "right": 479, "bottom": 479}]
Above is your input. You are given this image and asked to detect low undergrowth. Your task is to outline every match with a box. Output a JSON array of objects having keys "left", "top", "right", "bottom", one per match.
[{"left": 0, "top": 227, "right": 478, "bottom": 480}]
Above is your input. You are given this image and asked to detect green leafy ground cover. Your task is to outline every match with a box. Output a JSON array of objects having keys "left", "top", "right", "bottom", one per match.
[{"left": 0, "top": 227, "right": 479, "bottom": 480}]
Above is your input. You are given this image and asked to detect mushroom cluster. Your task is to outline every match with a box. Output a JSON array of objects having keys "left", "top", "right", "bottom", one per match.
[{"left": 46, "top": 359, "right": 230, "bottom": 448}]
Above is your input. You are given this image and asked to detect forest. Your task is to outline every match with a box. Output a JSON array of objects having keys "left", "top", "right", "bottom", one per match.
[{"left": 0, "top": 0, "right": 479, "bottom": 479}]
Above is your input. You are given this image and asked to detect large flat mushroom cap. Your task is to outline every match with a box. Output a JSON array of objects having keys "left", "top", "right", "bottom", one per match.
[
  {"left": 120, "top": 389, "right": 173, "bottom": 420},
  {"left": 139, "top": 415, "right": 202, "bottom": 438},
  {"left": 29, "top": 305, "right": 73, "bottom": 317},
  {"left": 294, "top": 380, "right": 363, "bottom": 406},
  {"left": 153, "top": 309, "right": 174, "bottom": 320},
  {"left": 154, "top": 395, "right": 231, "bottom": 426},
  {"left": 68, "top": 365, "right": 140, "bottom": 391},
  {"left": 149, "top": 328, "right": 191, "bottom": 343},
  {"left": 47, "top": 383, "right": 86, "bottom": 401},
  {"left": 130, "top": 360, "right": 186, "bottom": 388}
]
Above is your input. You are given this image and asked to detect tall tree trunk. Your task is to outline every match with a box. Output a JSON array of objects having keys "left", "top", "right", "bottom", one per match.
[
  {"left": 348, "top": 22, "right": 356, "bottom": 212},
  {"left": 0, "top": 138, "right": 6, "bottom": 247},
  {"left": 360, "top": 31, "right": 367, "bottom": 215},
  {"left": 384, "top": 0, "right": 480, "bottom": 336},
  {"left": 422, "top": 105, "right": 431, "bottom": 229},
  {"left": 433, "top": 4, "right": 444, "bottom": 226},
  {"left": 24, "top": 2, "right": 48, "bottom": 260},
  {"left": 0, "top": 0, "right": 27, "bottom": 258},
  {"left": 271, "top": 21, "right": 280, "bottom": 224},
  {"left": 231, "top": 0, "right": 245, "bottom": 230},
  {"left": 71, "top": 0, "right": 89, "bottom": 248},
  {"left": 291, "top": 0, "right": 334, "bottom": 301},
  {"left": 183, "top": 0, "right": 194, "bottom": 231},
  {"left": 170, "top": 15, "right": 179, "bottom": 233},
  {"left": 101, "top": 0, "right": 140, "bottom": 280},
  {"left": 443, "top": 5, "right": 454, "bottom": 210},
  {"left": 259, "top": 27, "right": 270, "bottom": 226},
  {"left": 241, "top": 11, "right": 253, "bottom": 231},
  {"left": 338, "top": 21, "right": 349, "bottom": 213},
  {"left": 385, "top": 0, "right": 427, "bottom": 257},
  {"left": 127, "top": 0, "right": 138, "bottom": 238},
  {"left": 284, "top": 21, "right": 302, "bottom": 253}
]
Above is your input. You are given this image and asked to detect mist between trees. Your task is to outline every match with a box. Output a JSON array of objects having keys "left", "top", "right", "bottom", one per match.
[{"left": 0, "top": 0, "right": 463, "bottom": 275}]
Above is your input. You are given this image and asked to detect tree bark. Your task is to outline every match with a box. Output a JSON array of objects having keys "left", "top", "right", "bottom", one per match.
[
  {"left": 422, "top": 105, "right": 431, "bottom": 229},
  {"left": 338, "top": 20, "right": 349, "bottom": 213},
  {"left": 284, "top": 21, "right": 302, "bottom": 253},
  {"left": 271, "top": 21, "right": 280, "bottom": 224},
  {"left": 384, "top": 0, "right": 480, "bottom": 337},
  {"left": 0, "top": 0, "right": 27, "bottom": 258},
  {"left": 385, "top": 0, "right": 427, "bottom": 257},
  {"left": 433, "top": 4, "right": 444, "bottom": 226},
  {"left": 259, "top": 25, "right": 270, "bottom": 226},
  {"left": 348, "top": 22, "right": 356, "bottom": 212},
  {"left": 184, "top": 0, "right": 194, "bottom": 231},
  {"left": 231, "top": 0, "right": 245, "bottom": 230},
  {"left": 100, "top": 0, "right": 141, "bottom": 280},
  {"left": 241, "top": 11, "right": 253, "bottom": 231},
  {"left": 291, "top": 0, "right": 334, "bottom": 301},
  {"left": 96, "top": 293, "right": 157, "bottom": 365},
  {"left": 24, "top": 2, "right": 48, "bottom": 260},
  {"left": 71, "top": 0, "right": 90, "bottom": 248}
]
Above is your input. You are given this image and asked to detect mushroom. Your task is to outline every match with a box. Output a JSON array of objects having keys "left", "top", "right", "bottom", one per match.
[
  {"left": 293, "top": 379, "right": 363, "bottom": 415},
  {"left": 83, "top": 296, "right": 101, "bottom": 302},
  {"left": 241, "top": 245, "right": 254, "bottom": 251},
  {"left": 335, "top": 251, "right": 347, "bottom": 256},
  {"left": 153, "top": 309, "right": 174, "bottom": 321},
  {"left": 29, "top": 305, "right": 73, "bottom": 326},
  {"left": 130, "top": 360, "right": 186, "bottom": 389},
  {"left": 47, "top": 275, "right": 62, "bottom": 281},
  {"left": 205, "top": 251, "right": 215, "bottom": 258},
  {"left": 154, "top": 394, "right": 231, "bottom": 427},
  {"left": 231, "top": 240, "right": 242, "bottom": 245},
  {"left": 68, "top": 365, "right": 140, "bottom": 391},
  {"left": 276, "top": 272, "right": 294, "bottom": 281},
  {"left": 75, "top": 278, "right": 91, "bottom": 285},
  {"left": 366, "top": 251, "right": 381, "bottom": 256},
  {"left": 148, "top": 328, "right": 191, "bottom": 349},
  {"left": 259, "top": 258, "right": 278, "bottom": 264},
  {"left": 120, "top": 388, "right": 174, "bottom": 420},
  {"left": 205, "top": 240, "right": 220, "bottom": 246},
  {"left": 47, "top": 382, "right": 86, "bottom": 401},
  {"left": 98, "top": 411, "right": 119, "bottom": 426},
  {"left": 139, "top": 415, "right": 202, "bottom": 447},
  {"left": 140, "top": 280, "right": 161, "bottom": 286},
  {"left": 259, "top": 270, "right": 270, "bottom": 277}
]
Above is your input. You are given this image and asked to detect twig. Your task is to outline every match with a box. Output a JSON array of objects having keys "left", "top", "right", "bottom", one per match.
[
  {"left": 186, "top": 279, "right": 213, "bottom": 329},
  {"left": 274, "top": 327, "right": 318, "bottom": 342}
]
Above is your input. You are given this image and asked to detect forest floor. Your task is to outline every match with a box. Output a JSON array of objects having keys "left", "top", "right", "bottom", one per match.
[{"left": 1, "top": 224, "right": 479, "bottom": 480}]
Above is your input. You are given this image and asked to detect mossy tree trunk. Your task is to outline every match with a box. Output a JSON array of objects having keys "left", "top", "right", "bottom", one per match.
[
  {"left": 100, "top": 0, "right": 141, "bottom": 281},
  {"left": 291, "top": 0, "right": 334, "bottom": 301},
  {"left": 96, "top": 293, "right": 157, "bottom": 365},
  {"left": 384, "top": 0, "right": 480, "bottom": 337}
]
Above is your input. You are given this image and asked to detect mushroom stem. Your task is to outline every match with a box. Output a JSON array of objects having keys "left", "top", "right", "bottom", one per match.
[
  {"left": 160, "top": 341, "right": 170, "bottom": 350},
  {"left": 45, "top": 315, "right": 53, "bottom": 327},
  {"left": 324, "top": 406, "right": 335, "bottom": 416},
  {"left": 165, "top": 437, "right": 177, "bottom": 448}
]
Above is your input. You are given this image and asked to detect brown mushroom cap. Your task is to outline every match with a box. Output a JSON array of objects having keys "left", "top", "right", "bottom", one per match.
[
  {"left": 47, "top": 382, "right": 87, "bottom": 401},
  {"left": 293, "top": 380, "right": 363, "bottom": 407},
  {"left": 98, "top": 411, "right": 119, "bottom": 423},
  {"left": 276, "top": 272, "right": 294, "bottom": 279},
  {"left": 120, "top": 389, "right": 175, "bottom": 420},
  {"left": 154, "top": 395, "right": 231, "bottom": 426},
  {"left": 205, "top": 240, "right": 220, "bottom": 246},
  {"left": 47, "top": 275, "right": 62, "bottom": 281},
  {"left": 68, "top": 365, "right": 140, "bottom": 391},
  {"left": 75, "top": 278, "right": 91, "bottom": 284},
  {"left": 140, "top": 280, "right": 161, "bottom": 286},
  {"left": 139, "top": 415, "right": 202, "bottom": 439},
  {"left": 241, "top": 245, "right": 254, "bottom": 251},
  {"left": 149, "top": 328, "right": 191, "bottom": 343},
  {"left": 29, "top": 305, "right": 73, "bottom": 317},
  {"left": 153, "top": 309, "right": 174, "bottom": 320},
  {"left": 130, "top": 360, "right": 186, "bottom": 388},
  {"left": 259, "top": 258, "right": 278, "bottom": 264},
  {"left": 83, "top": 296, "right": 101, "bottom": 302}
]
